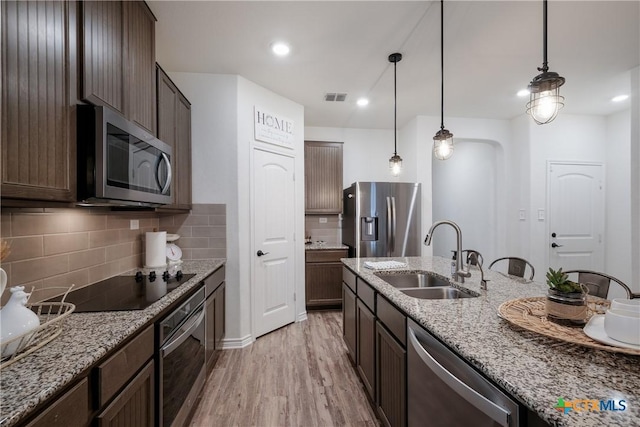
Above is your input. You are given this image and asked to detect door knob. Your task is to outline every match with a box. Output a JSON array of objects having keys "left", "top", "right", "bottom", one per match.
[
  {"left": 551, "top": 242, "right": 563, "bottom": 248},
  {"left": 257, "top": 250, "right": 269, "bottom": 257}
]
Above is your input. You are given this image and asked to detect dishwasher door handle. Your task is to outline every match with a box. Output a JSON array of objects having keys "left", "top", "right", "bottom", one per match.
[{"left": 408, "top": 326, "right": 512, "bottom": 427}]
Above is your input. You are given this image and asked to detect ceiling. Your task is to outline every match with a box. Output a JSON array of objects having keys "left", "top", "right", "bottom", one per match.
[{"left": 149, "top": 1, "right": 639, "bottom": 129}]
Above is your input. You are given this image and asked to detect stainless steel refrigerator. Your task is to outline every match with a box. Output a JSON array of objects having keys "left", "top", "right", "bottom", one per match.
[{"left": 342, "top": 182, "right": 421, "bottom": 258}]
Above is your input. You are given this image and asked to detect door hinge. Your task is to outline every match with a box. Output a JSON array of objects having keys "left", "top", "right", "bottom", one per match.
[{"left": 293, "top": 293, "right": 296, "bottom": 302}]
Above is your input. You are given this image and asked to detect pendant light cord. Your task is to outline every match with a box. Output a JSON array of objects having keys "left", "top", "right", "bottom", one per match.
[
  {"left": 394, "top": 59, "right": 398, "bottom": 155},
  {"left": 539, "top": 0, "right": 549, "bottom": 73},
  {"left": 440, "top": 0, "right": 445, "bottom": 131}
]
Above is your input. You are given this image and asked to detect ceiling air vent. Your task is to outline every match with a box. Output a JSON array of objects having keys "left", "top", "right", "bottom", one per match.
[{"left": 324, "top": 93, "right": 347, "bottom": 102}]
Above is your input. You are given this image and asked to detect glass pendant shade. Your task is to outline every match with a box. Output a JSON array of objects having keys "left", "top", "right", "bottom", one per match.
[
  {"left": 433, "top": 128, "right": 454, "bottom": 160},
  {"left": 389, "top": 154, "right": 403, "bottom": 176},
  {"left": 526, "top": 71, "right": 565, "bottom": 124}
]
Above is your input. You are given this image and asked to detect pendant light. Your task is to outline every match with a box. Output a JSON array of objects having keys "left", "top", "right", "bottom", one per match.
[
  {"left": 433, "top": 0, "right": 453, "bottom": 161},
  {"left": 389, "top": 52, "right": 403, "bottom": 177},
  {"left": 526, "top": 0, "right": 565, "bottom": 125}
]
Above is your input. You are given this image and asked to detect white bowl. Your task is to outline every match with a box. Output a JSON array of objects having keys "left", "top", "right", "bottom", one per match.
[
  {"left": 604, "top": 308, "right": 640, "bottom": 345},
  {"left": 611, "top": 298, "right": 640, "bottom": 313}
]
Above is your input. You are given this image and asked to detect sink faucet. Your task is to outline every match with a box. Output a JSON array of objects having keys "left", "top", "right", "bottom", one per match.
[
  {"left": 465, "top": 250, "right": 489, "bottom": 290},
  {"left": 424, "top": 220, "right": 471, "bottom": 283}
]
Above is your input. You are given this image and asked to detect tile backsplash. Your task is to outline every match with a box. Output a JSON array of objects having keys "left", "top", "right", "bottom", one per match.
[
  {"left": 305, "top": 214, "right": 341, "bottom": 244},
  {"left": 0, "top": 204, "right": 226, "bottom": 303},
  {"left": 159, "top": 204, "right": 226, "bottom": 261}
]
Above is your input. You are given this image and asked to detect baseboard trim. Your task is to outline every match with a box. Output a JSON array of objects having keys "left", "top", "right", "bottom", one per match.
[
  {"left": 221, "top": 334, "right": 254, "bottom": 349},
  {"left": 297, "top": 311, "right": 308, "bottom": 322}
]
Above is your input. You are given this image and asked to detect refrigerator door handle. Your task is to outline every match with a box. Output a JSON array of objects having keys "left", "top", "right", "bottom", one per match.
[
  {"left": 386, "top": 196, "right": 393, "bottom": 256},
  {"left": 386, "top": 196, "right": 396, "bottom": 255}
]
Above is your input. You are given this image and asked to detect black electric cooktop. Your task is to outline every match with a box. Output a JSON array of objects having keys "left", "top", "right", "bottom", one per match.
[{"left": 46, "top": 272, "right": 196, "bottom": 313}]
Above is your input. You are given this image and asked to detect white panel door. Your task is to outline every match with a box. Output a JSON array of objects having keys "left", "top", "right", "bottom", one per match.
[
  {"left": 252, "top": 148, "right": 296, "bottom": 338},
  {"left": 548, "top": 162, "right": 604, "bottom": 271}
]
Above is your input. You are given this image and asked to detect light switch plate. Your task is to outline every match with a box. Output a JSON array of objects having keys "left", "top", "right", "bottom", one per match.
[
  {"left": 537, "top": 209, "right": 545, "bottom": 221},
  {"left": 319, "top": 217, "right": 327, "bottom": 224},
  {"left": 519, "top": 209, "right": 526, "bottom": 221}
]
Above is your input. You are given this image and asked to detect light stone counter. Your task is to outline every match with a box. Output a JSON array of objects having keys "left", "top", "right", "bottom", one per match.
[
  {"left": 342, "top": 256, "right": 640, "bottom": 427},
  {"left": 0, "top": 259, "right": 225, "bottom": 427},
  {"left": 305, "top": 242, "right": 349, "bottom": 250}
]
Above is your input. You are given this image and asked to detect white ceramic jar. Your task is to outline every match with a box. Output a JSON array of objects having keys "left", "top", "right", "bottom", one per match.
[{"left": 0, "top": 286, "right": 41, "bottom": 357}]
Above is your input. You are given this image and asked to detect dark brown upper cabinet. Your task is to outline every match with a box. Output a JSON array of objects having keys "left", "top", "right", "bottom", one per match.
[
  {"left": 79, "top": 1, "right": 156, "bottom": 135},
  {"left": 1, "top": 0, "right": 77, "bottom": 203},
  {"left": 156, "top": 64, "right": 192, "bottom": 211},
  {"left": 304, "top": 141, "right": 343, "bottom": 214}
]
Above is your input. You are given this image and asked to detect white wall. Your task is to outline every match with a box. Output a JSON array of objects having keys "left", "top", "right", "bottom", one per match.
[
  {"left": 236, "top": 76, "right": 306, "bottom": 331},
  {"left": 432, "top": 140, "right": 499, "bottom": 263},
  {"left": 169, "top": 72, "right": 246, "bottom": 343},
  {"left": 605, "top": 110, "right": 632, "bottom": 294},
  {"left": 526, "top": 114, "right": 607, "bottom": 276},
  {"left": 631, "top": 66, "right": 640, "bottom": 293},
  {"left": 170, "top": 72, "right": 305, "bottom": 347}
]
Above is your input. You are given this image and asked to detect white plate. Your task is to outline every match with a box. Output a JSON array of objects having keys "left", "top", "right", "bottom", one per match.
[{"left": 583, "top": 315, "right": 640, "bottom": 350}]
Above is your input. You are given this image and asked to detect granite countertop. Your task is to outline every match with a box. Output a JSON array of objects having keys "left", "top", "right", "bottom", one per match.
[
  {"left": 305, "top": 242, "right": 348, "bottom": 250},
  {"left": 0, "top": 259, "right": 225, "bottom": 427},
  {"left": 342, "top": 256, "right": 640, "bottom": 427}
]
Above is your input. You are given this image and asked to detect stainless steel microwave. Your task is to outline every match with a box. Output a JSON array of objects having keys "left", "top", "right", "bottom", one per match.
[{"left": 77, "top": 105, "right": 172, "bottom": 207}]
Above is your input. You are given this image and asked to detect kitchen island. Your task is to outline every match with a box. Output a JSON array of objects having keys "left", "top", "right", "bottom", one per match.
[
  {"left": 0, "top": 259, "right": 225, "bottom": 427},
  {"left": 342, "top": 256, "right": 640, "bottom": 427}
]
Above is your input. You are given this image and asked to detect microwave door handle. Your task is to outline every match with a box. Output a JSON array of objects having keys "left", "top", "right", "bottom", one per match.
[{"left": 158, "top": 152, "right": 172, "bottom": 195}]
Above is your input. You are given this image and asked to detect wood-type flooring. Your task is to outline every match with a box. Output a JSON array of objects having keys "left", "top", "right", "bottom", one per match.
[{"left": 190, "top": 310, "right": 379, "bottom": 427}]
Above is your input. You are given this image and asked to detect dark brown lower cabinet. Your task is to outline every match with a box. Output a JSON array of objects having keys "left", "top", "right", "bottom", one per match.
[
  {"left": 305, "top": 249, "right": 348, "bottom": 308},
  {"left": 376, "top": 321, "right": 406, "bottom": 427},
  {"left": 206, "top": 281, "right": 226, "bottom": 371},
  {"left": 96, "top": 360, "right": 154, "bottom": 427},
  {"left": 25, "top": 378, "right": 89, "bottom": 427},
  {"left": 356, "top": 299, "right": 376, "bottom": 403},
  {"left": 342, "top": 283, "right": 357, "bottom": 364}
]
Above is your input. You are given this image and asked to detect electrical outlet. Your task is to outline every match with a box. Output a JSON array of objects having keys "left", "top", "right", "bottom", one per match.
[
  {"left": 130, "top": 219, "right": 139, "bottom": 230},
  {"left": 319, "top": 217, "right": 327, "bottom": 224},
  {"left": 537, "top": 209, "right": 545, "bottom": 221}
]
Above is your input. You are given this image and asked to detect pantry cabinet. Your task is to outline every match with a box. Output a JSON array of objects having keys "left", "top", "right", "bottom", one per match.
[
  {"left": 304, "top": 141, "right": 343, "bottom": 214},
  {"left": 156, "top": 64, "right": 192, "bottom": 211},
  {"left": 1, "top": 0, "right": 77, "bottom": 203}
]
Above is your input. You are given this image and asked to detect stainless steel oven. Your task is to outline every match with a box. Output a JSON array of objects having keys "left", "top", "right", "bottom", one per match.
[
  {"left": 158, "top": 287, "right": 206, "bottom": 427},
  {"left": 77, "top": 104, "right": 172, "bottom": 207}
]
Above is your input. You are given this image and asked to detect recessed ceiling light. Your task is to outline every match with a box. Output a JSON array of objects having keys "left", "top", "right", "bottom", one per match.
[
  {"left": 517, "top": 89, "right": 530, "bottom": 97},
  {"left": 357, "top": 98, "right": 369, "bottom": 107},
  {"left": 271, "top": 42, "right": 290, "bottom": 56},
  {"left": 611, "top": 94, "right": 629, "bottom": 102}
]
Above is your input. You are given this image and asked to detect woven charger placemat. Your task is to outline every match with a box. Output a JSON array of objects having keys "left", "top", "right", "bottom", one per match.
[{"left": 498, "top": 297, "right": 640, "bottom": 356}]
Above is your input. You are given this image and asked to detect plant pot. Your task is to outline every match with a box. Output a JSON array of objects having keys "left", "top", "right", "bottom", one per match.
[{"left": 545, "top": 289, "right": 588, "bottom": 326}]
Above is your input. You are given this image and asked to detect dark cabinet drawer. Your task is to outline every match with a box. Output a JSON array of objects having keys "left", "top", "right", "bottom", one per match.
[
  {"left": 97, "top": 325, "right": 154, "bottom": 407},
  {"left": 25, "top": 378, "right": 89, "bottom": 427},
  {"left": 306, "top": 249, "right": 348, "bottom": 263},
  {"left": 357, "top": 278, "right": 376, "bottom": 313},
  {"left": 343, "top": 267, "right": 357, "bottom": 293},
  {"left": 377, "top": 295, "right": 406, "bottom": 346}
]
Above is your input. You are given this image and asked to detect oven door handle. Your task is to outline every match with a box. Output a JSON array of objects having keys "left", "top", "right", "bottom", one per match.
[{"left": 162, "top": 306, "right": 205, "bottom": 357}]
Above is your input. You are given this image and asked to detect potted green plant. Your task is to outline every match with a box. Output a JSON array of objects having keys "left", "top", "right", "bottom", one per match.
[{"left": 545, "top": 268, "right": 588, "bottom": 326}]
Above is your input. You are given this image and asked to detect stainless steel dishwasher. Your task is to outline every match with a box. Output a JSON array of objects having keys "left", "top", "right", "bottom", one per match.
[{"left": 407, "top": 319, "right": 520, "bottom": 427}]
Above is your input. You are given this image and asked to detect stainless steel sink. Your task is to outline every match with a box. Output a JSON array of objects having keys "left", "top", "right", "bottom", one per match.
[
  {"left": 400, "top": 287, "right": 476, "bottom": 299},
  {"left": 374, "top": 271, "right": 451, "bottom": 288}
]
